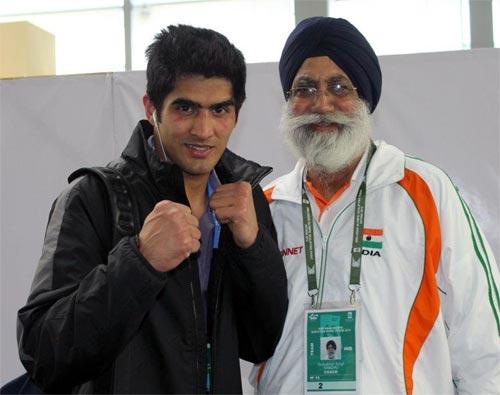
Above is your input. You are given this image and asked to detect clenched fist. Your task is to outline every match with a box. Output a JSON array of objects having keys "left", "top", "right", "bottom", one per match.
[
  {"left": 209, "top": 182, "right": 258, "bottom": 249},
  {"left": 138, "top": 200, "right": 201, "bottom": 272}
]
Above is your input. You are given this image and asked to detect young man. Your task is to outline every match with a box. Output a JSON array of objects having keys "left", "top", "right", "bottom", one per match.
[
  {"left": 17, "top": 25, "right": 287, "bottom": 394},
  {"left": 252, "top": 16, "right": 500, "bottom": 394}
]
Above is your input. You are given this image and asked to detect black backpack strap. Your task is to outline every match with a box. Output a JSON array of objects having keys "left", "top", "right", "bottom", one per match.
[{"left": 68, "top": 166, "right": 140, "bottom": 246}]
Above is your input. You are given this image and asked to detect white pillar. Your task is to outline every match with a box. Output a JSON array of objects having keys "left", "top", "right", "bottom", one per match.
[
  {"left": 470, "top": 0, "right": 494, "bottom": 48},
  {"left": 295, "top": 0, "right": 328, "bottom": 25}
]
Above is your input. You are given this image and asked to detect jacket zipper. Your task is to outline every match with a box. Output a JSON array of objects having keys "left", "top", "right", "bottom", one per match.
[
  {"left": 208, "top": 261, "right": 224, "bottom": 394},
  {"left": 188, "top": 260, "right": 201, "bottom": 393},
  {"left": 317, "top": 201, "right": 356, "bottom": 304},
  {"left": 203, "top": 165, "right": 271, "bottom": 392}
]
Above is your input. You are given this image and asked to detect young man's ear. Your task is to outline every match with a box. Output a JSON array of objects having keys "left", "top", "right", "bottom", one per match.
[{"left": 143, "top": 94, "right": 156, "bottom": 124}]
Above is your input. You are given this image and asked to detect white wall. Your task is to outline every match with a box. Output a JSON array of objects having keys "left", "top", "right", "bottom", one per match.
[{"left": 1, "top": 49, "right": 499, "bottom": 390}]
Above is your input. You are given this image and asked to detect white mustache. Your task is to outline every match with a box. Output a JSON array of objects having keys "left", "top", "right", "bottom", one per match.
[{"left": 282, "top": 111, "right": 357, "bottom": 133}]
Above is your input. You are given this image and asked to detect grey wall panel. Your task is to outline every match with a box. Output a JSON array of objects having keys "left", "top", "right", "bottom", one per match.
[
  {"left": 0, "top": 73, "right": 115, "bottom": 382},
  {"left": 112, "top": 71, "right": 147, "bottom": 153},
  {"left": 228, "top": 62, "right": 296, "bottom": 182}
]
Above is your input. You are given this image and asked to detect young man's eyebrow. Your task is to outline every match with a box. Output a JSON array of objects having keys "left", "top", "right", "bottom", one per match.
[
  {"left": 170, "top": 98, "right": 200, "bottom": 108},
  {"left": 209, "top": 99, "right": 235, "bottom": 110},
  {"left": 170, "top": 98, "right": 234, "bottom": 110}
]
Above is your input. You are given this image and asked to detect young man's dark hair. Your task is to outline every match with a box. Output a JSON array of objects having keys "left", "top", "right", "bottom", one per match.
[{"left": 145, "top": 24, "right": 246, "bottom": 119}]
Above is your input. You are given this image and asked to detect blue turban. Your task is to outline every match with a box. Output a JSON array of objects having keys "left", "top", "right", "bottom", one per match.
[{"left": 279, "top": 17, "right": 382, "bottom": 113}]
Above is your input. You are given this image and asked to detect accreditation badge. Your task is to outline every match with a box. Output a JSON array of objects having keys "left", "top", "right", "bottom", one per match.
[{"left": 304, "top": 305, "right": 360, "bottom": 394}]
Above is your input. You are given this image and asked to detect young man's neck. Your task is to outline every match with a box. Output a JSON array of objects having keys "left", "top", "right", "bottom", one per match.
[
  {"left": 306, "top": 156, "right": 362, "bottom": 202},
  {"left": 183, "top": 172, "right": 210, "bottom": 219}
]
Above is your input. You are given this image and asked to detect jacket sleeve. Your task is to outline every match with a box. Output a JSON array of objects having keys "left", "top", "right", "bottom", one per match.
[
  {"left": 17, "top": 176, "right": 167, "bottom": 392},
  {"left": 435, "top": 173, "right": 500, "bottom": 394},
  {"left": 226, "top": 185, "right": 288, "bottom": 363}
]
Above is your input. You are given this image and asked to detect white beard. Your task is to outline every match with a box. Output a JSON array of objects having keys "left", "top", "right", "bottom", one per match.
[{"left": 281, "top": 100, "right": 372, "bottom": 174}]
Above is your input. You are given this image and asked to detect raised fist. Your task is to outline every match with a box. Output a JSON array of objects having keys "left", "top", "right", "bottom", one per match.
[
  {"left": 209, "top": 182, "right": 259, "bottom": 249},
  {"left": 138, "top": 200, "right": 201, "bottom": 272}
]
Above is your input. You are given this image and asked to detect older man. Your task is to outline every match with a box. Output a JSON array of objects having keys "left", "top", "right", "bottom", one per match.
[{"left": 251, "top": 16, "right": 500, "bottom": 394}]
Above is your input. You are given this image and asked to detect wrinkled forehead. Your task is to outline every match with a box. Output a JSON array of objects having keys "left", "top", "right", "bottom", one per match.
[{"left": 292, "top": 56, "right": 353, "bottom": 86}]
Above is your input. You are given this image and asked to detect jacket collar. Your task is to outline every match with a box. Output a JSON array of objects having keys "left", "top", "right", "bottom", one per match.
[
  {"left": 266, "top": 140, "right": 405, "bottom": 204},
  {"left": 120, "top": 120, "right": 273, "bottom": 194}
]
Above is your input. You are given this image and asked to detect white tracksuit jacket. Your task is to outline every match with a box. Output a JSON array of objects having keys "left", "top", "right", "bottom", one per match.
[{"left": 251, "top": 141, "right": 500, "bottom": 394}]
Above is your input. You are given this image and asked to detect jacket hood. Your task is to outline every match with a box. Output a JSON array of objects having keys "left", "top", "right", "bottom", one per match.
[{"left": 119, "top": 120, "right": 273, "bottom": 192}]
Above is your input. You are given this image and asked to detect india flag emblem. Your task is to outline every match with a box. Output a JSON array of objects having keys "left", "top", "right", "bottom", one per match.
[{"left": 362, "top": 228, "right": 383, "bottom": 249}]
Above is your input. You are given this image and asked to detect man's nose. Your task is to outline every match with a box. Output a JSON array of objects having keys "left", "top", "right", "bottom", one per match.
[
  {"left": 310, "top": 90, "right": 335, "bottom": 114},
  {"left": 191, "top": 109, "right": 214, "bottom": 138}
]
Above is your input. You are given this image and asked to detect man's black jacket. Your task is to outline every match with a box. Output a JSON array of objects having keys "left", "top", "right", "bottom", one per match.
[{"left": 17, "top": 121, "right": 288, "bottom": 394}]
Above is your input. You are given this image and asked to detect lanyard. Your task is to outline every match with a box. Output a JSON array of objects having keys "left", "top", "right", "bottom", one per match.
[
  {"left": 301, "top": 142, "right": 376, "bottom": 306},
  {"left": 206, "top": 342, "right": 212, "bottom": 394},
  {"left": 301, "top": 190, "right": 319, "bottom": 304},
  {"left": 207, "top": 174, "right": 221, "bottom": 249}
]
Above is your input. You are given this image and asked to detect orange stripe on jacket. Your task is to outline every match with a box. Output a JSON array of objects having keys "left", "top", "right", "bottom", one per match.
[
  {"left": 399, "top": 168, "right": 442, "bottom": 395},
  {"left": 264, "top": 187, "right": 275, "bottom": 203}
]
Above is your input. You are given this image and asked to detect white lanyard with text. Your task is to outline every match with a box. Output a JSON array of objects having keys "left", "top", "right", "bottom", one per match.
[{"left": 301, "top": 142, "right": 376, "bottom": 306}]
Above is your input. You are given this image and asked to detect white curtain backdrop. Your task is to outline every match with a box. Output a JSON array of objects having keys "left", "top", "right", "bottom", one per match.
[{"left": 1, "top": 49, "right": 499, "bottom": 390}]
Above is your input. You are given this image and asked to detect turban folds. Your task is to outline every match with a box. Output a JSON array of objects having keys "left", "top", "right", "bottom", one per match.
[{"left": 279, "top": 17, "right": 382, "bottom": 113}]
